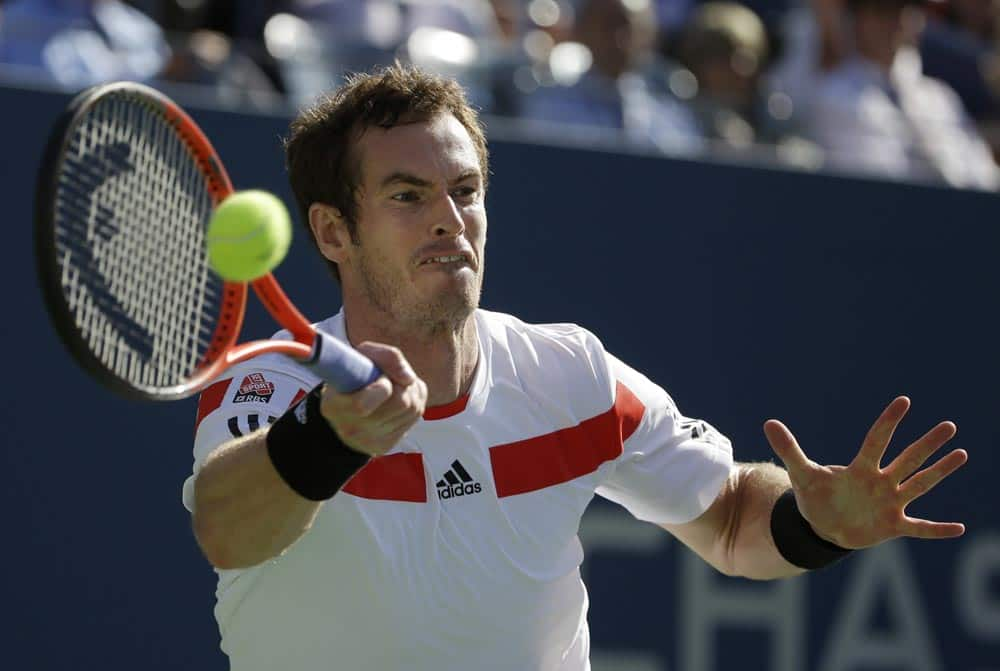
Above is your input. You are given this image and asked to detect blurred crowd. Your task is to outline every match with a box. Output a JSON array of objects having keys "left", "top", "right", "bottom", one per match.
[{"left": 2, "top": 0, "right": 998, "bottom": 189}]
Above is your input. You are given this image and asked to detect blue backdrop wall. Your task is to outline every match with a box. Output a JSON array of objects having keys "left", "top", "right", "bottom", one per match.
[{"left": 2, "top": 83, "right": 997, "bottom": 671}]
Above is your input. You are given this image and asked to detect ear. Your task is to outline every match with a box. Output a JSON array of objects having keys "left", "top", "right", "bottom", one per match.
[{"left": 308, "top": 203, "right": 353, "bottom": 265}]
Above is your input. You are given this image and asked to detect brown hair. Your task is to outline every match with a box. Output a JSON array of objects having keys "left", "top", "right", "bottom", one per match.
[{"left": 284, "top": 63, "right": 490, "bottom": 281}]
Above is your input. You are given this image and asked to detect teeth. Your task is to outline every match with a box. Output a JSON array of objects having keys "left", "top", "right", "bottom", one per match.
[{"left": 427, "top": 255, "right": 464, "bottom": 264}]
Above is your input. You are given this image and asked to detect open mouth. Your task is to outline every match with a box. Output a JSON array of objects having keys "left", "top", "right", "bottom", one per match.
[{"left": 419, "top": 253, "right": 472, "bottom": 267}]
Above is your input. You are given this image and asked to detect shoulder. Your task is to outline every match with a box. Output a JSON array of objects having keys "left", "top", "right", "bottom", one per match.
[
  {"left": 912, "top": 74, "right": 965, "bottom": 112},
  {"left": 255, "top": 313, "right": 342, "bottom": 385},
  {"left": 478, "top": 309, "right": 606, "bottom": 361},
  {"left": 477, "top": 309, "right": 614, "bottom": 400}
]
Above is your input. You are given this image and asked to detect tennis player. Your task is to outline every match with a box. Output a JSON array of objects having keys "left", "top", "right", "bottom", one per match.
[{"left": 182, "top": 64, "right": 967, "bottom": 670}]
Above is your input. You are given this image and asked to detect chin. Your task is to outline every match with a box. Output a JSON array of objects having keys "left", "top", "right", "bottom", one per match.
[{"left": 416, "top": 286, "right": 479, "bottom": 326}]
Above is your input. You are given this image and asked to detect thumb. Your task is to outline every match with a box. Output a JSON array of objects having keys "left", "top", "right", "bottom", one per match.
[
  {"left": 763, "top": 419, "right": 812, "bottom": 478},
  {"left": 356, "top": 342, "right": 417, "bottom": 387}
]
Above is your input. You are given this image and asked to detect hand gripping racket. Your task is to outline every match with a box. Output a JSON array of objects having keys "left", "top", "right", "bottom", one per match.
[{"left": 35, "top": 81, "right": 381, "bottom": 401}]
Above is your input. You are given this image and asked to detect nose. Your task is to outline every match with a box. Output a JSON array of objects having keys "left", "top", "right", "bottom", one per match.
[{"left": 432, "top": 191, "right": 465, "bottom": 238}]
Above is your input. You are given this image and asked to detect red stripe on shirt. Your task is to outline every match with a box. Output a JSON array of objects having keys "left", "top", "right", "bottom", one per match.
[
  {"left": 423, "top": 393, "right": 469, "bottom": 420},
  {"left": 490, "top": 381, "right": 646, "bottom": 498},
  {"left": 343, "top": 453, "right": 427, "bottom": 502},
  {"left": 194, "top": 378, "right": 232, "bottom": 433},
  {"left": 288, "top": 388, "right": 307, "bottom": 409}
]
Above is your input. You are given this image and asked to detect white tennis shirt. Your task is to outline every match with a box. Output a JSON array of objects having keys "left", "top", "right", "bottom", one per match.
[{"left": 182, "top": 309, "right": 734, "bottom": 671}]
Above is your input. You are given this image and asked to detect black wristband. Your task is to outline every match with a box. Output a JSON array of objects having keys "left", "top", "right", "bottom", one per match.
[
  {"left": 266, "top": 385, "right": 370, "bottom": 501},
  {"left": 770, "top": 489, "right": 853, "bottom": 570}
]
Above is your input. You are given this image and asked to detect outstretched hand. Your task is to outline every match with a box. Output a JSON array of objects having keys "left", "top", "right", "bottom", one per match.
[{"left": 764, "top": 397, "right": 967, "bottom": 550}]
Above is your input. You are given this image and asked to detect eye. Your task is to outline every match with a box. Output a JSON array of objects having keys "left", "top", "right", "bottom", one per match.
[
  {"left": 391, "top": 191, "right": 420, "bottom": 203},
  {"left": 451, "top": 185, "right": 479, "bottom": 202}
]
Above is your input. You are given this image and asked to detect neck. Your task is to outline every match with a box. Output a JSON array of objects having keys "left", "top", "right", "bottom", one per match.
[
  {"left": 342, "top": 305, "right": 479, "bottom": 408},
  {"left": 853, "top": 18, "right": 902, "bottom": 74},
  {"left": 857, "top": 47, "right": 895, "bottom": 73}
]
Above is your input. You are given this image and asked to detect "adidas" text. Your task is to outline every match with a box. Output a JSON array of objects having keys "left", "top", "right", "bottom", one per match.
[
  {"left": 436, "top": 460, "right": 482, "bottom": 500},
  {"left": 438, "top": 482, "right": 482, "bottom": 499}
]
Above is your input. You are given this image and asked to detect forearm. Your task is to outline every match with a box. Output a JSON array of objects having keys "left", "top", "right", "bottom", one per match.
[
  {"left": 192, "top": 431, "right": 322, "bottom": 570},
  {"left": 723, "top": 462, "right": 806, "bottom": 580},
  {"left": 663, "top": 461, "right": 804, "bottom": 579},
  {"left": 190, "top": 363, "right": 423, "bottom": 570}
]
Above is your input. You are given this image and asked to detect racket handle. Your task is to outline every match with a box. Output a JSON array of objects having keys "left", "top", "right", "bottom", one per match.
[{"left": 306, "top": 331, "right": 382, "bottom": 393}]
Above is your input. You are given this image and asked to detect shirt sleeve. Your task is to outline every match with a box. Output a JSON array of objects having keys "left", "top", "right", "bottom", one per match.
[
  {"left": 180, "top": 355, "right": 317, "bottom": 512},
  {"left": 596, "top": 353, "right": 735, "bottom": 525}
]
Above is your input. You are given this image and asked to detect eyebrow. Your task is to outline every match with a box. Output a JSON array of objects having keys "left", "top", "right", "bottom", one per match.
[{"left": 378, "top": 170, "right": 481, "bottom": 191}]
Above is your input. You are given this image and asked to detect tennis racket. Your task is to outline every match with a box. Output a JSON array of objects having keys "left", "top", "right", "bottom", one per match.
[{"left": 35, "top": 81, "right": 380, "bottom": 401}]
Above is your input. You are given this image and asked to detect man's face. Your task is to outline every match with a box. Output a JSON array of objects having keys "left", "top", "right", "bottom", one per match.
[
  {"left": 577, "top": 0, "right": 653, "bottom": 79},
  {"left": 696, "top": 49, "right": 760, "bottom": 111},
  {"left": 858, "top": 2, "right": 907, "bottom": 40},
  {"left": 339, "top": 114, "right": 487, "bottom": 330},
  {"left": 853, "top": 1, "right": 920, "bottom": 67}
]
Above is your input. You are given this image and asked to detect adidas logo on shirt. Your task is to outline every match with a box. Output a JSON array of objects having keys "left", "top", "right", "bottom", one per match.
[{"left": 436, "top": 460, "right": 482, "bottom": 500}]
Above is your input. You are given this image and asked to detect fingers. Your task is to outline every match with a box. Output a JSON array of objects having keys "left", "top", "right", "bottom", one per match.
[
  {"left": 885, "top": 421, "right": 957, "bottom": 482},
  {"left": 763, "top": 419, "right": 812, "bottom": 478},
  {"left": 895, "top": 445, "right": 967, "bottom": 540},
  {"left": 853, "top": 396, "right": 910, "bottom": 469},
  {"left": 324, "top": 378, "right": 428, "bottom": 456},
  {"left": 357, "top": 342, "right": 416, "bottom": 387},
  {"left": 899, "top": 517, "right": 966, "bottom": 540},
  {"left": 898, "top": 448, "right": 968, "bottom": 504},
  {"left": 318, "top": 343, "right": 428, "bottom": 457},
  {"left": 353, "top": 376, "right": 395, "bottom": 417}
]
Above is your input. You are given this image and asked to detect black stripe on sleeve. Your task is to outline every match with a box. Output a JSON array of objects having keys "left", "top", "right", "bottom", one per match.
[
  {"left": 248, "top": 414, "right": 260, "bottom": 432},
  {"left": 227, "top": 417, "right": 243, "bottom": 438}
]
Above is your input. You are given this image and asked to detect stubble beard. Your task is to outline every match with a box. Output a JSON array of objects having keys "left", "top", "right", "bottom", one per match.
[{"left": 356, "top": 247, "right": 482, "bottom": 336}]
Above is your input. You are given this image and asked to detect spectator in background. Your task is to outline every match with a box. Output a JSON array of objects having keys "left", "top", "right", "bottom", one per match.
[
  {"left": 920, "top": 0, "right": 1000, "bottom": 146},
  {"left": 677, "top": 2, "right": 798, "bottom": 147},
  {"left": 655, "top": 0, "right": 698, "bottom": 36},
  {"left": 768, "top": 0, "right": 852, "bottom": 103},
  {"left": 521, "top": 0, "right": 703, "bottom": 153},
  {"left": 152, "top": 0, "right": 282, "bottom": 109},
  {"left": 0, "top": 0, "right": 170, "bottom": 87},
  {"left": 282, "top": 0, "right": 501, "bottom": 65},
  {"left": 272, "top": 0, "right": 502, "bottom": 108},
  {"left": 158, "top": 29, "right": 283, "bottom": 109},
  {"left": 928, "top": 0, "right": 998, "bottom": 44},
  {"left": 804, "top": 0, "right": 999, "bottom": 189},
  {"left": 488, "top": 0, "right": 522, "bottom": 44}
]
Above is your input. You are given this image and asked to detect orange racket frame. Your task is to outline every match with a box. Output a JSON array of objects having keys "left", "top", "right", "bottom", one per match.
[{"left": 36, "top": 82, "right": 378, "bottom": 401}]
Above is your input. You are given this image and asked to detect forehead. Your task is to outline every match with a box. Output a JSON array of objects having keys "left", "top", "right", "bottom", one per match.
[{"left": 355, "top": 113, "right": 481, "bottom": 185}]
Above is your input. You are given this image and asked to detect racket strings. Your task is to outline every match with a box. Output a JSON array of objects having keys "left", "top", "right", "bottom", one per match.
[{"left": 54, "top": 91, "right": 223, "bottom": 391}]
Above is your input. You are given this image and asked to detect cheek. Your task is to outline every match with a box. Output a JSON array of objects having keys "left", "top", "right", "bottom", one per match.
[{"left": 467, "top": 213, "right": 487, "bottom": 247}]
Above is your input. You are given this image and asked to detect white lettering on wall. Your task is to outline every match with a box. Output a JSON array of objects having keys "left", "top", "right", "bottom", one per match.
[
  {"left": 678, "top": 547, "right": 805, "bottom": 671},
  {"left": 818, "top": 541, "right": 942, "bottom": 671},
  {"left": 956, "top": 532, "right": 1000, "bottom": 640}
]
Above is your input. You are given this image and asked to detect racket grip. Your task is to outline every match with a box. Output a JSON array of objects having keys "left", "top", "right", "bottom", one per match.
[{"left": 306, "top": 331, "right": 382, "bottom": 393}]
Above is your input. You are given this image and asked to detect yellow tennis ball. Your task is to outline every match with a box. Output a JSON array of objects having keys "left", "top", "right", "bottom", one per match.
[{"left": 206, "top": 190, "right": 292, "bottom": 281}]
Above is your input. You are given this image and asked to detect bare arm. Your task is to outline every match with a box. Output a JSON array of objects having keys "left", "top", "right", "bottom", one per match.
[
  {"left": 662, "top": 462, "right": 804, "bottom": 580},
  {"left": 191, "top": 343, "right": 427, "bottom": 570},
  {"left": 193, "top": 431, "right": 322, "bottom": 570}
]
